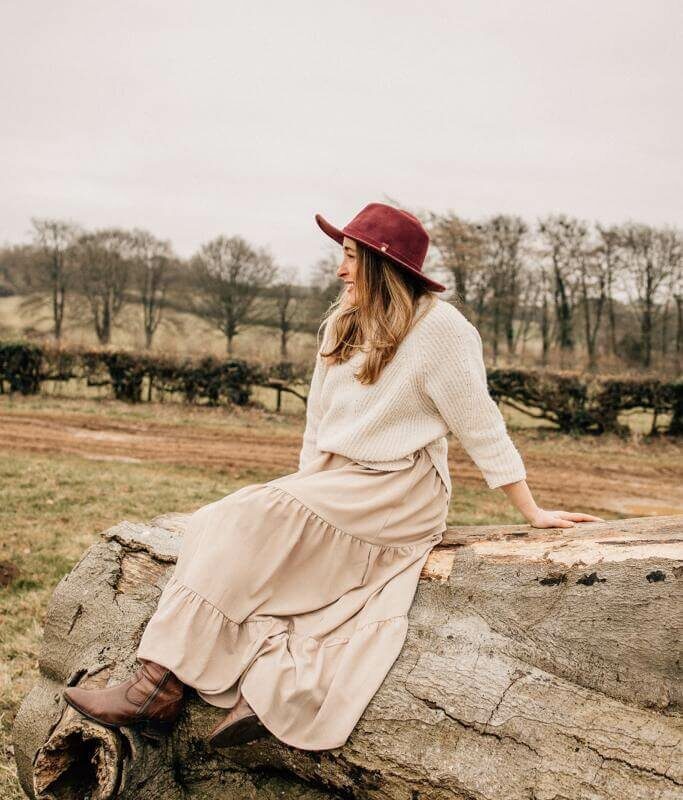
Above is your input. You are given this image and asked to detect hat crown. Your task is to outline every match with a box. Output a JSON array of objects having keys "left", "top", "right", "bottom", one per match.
[{"left": 343, "top": 203, "right": 429, "bottom": 271}]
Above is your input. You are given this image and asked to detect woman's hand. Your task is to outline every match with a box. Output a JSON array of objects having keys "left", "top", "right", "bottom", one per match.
[
  {"left": 526, "top": 507, "right": 604, "bottom": 529},
  {"left": 500, "top": 480, "right": 605, "bottom": 529}
]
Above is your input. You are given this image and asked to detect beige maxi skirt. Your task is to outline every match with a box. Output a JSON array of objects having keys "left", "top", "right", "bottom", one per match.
[{"left": 136, "top": 445, "right": 448, "bottom": 751}]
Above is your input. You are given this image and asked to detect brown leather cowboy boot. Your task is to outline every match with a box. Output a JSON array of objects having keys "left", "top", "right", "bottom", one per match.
[
  {"left": 63, "top": 659, "right": 185, "bottom": 741},
  {"left": 208, "top": 694, "right": 268, "bottom": 747}
]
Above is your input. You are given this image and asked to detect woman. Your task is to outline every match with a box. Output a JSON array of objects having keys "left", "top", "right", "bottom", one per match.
[{"left": 63, "top": 202, "right": 602, "bottom": 751}]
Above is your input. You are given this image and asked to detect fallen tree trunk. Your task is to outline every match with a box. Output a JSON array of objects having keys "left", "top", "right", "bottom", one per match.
[{"left": 12, "top": 512, "right": 683, "bottom": 800}]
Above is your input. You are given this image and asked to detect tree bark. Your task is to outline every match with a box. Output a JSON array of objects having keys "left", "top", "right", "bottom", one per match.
[{"left": 12, "top": 512, "right": 683, "bottom": 800}]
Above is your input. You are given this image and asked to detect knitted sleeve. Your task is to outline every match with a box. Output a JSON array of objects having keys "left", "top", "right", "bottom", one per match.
[
  {"left": 422, "top": 308, "right": 527, "bottom": 489},
  {"left": 297, "top": 313, "right": 335, "bottom": 470},
  {"left": 298, "top": 350, "right": 327, "bottom": 470}
]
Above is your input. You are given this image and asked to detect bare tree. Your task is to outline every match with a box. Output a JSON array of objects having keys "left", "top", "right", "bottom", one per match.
[
  {"left": 538, "top": 261, "right": 553, "bottom": 366},
  {"left": 129, "top": 229, "right": 175, "bottom": 348},
  {"left": 272, "top": 266, "right": 303, "bottom": 360},
  {"left": 310, "top": 250, "right": 340, "bottom": 297},
  {"left": 660, "top": 295, "right": 672, "bottom": 361},
  {"left": 30, "top": 218, "right": 80, "bottom": 340},
  {"left": 672, "top": 245, "right": 683, "bottom": 372},
  {"left": 427, "top": 212, "right": 483, "bottom": 307},
  {"left": 576, "top": 239, "right": 607, "bottom": 372},
  {"left": 0, "top": 244, "right": 43, "bottom": 296},
  {"left": 539, "top": 215, "right": 585, "bottom": 363},
  {"left": 469, "top": 260, "right": 491, "bottom": 329},
  {"left": 307, "top": 250, "right": 343, "bottom": 323},
  {"left": 480, "top": 215, "right": 527, "bottom": 362},
  {"left": 619, "top": 224, "right": 680, "bottom": 368},
  {"left": 193, "top": 235, "right": 277, "bottom": 355},
  {"left": 596, "top": 225, "right": 624, "bottom": 358},
  {"left": 75, "top": 229, "right": 132, "bottom": 344},
  {"left": 513, "top": 267, "right": 542, "bottom": 359}
]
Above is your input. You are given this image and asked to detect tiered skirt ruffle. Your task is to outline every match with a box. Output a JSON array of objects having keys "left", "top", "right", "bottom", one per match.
[{"left": 137, "top": 447, "right": 447, "bottom": 750}]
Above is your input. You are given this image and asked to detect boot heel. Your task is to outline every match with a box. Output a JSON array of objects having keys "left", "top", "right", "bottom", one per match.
[{"left": 138, "top": 718, "right": 174, "bottom": 741}]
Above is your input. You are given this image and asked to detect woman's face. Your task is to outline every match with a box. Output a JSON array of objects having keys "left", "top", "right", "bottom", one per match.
[{"left": 337, "top": 236, "right": 357, "bottom": 305}]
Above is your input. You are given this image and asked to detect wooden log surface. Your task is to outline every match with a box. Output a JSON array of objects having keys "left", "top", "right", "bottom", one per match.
[{"left": 12, "top": 512, "right": 683, "bottom": 800}]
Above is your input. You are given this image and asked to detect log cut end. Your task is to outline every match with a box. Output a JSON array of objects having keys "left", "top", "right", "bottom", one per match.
[{"left": 33, "top": 706, "right": 122, "bottom": 800}]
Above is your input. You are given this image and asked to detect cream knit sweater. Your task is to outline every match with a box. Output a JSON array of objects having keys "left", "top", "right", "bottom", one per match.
[{"left": 298, "top": 293, "right": 527, "bottom": 498}]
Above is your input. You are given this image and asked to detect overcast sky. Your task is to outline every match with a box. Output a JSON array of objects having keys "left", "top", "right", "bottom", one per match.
[{"left": 2, "top": 0, "right": 681, "bottom": 282}]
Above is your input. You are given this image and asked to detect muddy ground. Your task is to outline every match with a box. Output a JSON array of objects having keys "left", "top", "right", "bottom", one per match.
[{"left": 2, "top": 399, "right": 682, "bottom": 519}]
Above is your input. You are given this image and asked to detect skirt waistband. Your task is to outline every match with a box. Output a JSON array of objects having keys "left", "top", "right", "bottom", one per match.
[{"left": 351, "top": 445, "right": 430, "bottom": 472}]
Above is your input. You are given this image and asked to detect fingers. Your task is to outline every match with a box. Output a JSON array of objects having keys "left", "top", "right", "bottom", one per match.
[
  {"left": 532, "top": 510, "right": 604, "bottom": 529},
  {"left": 545, "top": 511, "right": 575, "bottom": 527},
  {"left": 538, "top": 517, "right": 574, "bottom": 528},
  {"left": 561, "top": 511, "right": 604, "bottom": 522}
]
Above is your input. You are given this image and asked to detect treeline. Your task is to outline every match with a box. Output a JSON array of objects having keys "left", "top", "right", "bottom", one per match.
[
  {"left": 0, "top": 220, "right": 335, "bottom": 358},
  {"left": 0, "top": 213, "right": 681, "bottom": 373},
  {"left": 428, "top": 212, "right": 682, "bottom": 372},
  {"left": 1, "top": 341, "right": 679, "bottom": 436}
]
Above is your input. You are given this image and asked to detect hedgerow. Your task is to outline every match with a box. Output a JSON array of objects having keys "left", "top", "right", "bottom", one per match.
[{"left": 0, "top": 341, "right": 679, "bottom": 435}]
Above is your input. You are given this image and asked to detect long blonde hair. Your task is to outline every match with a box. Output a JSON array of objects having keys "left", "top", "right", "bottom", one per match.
[{"left": 316, "top": 241, "right": 437, "bottom": 384}]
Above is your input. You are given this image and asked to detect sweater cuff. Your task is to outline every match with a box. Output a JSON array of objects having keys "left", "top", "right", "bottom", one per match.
[
  {"left": 479, "top": 447, "right": 527, "bottom": 489},
  {"left": 484, "top": 464, "right": 527, "bottom": 489}
]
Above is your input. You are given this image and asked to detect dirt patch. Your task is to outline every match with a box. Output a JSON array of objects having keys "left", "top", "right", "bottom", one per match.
[
  {"left": 1, "top": 406, "right": 682, "bottom": 518},
  {"left": 0, "top": 410, "right": 297, "bottom": 474},
  {"left": 597, "top": 496, "right": 683, "bottom": 517}
]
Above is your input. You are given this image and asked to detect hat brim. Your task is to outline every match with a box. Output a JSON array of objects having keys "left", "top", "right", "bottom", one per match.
[
  {"left": 315, "top": 213, "right": 344, "bottom": 246},
  {"left": 314, "top": 212, "right": 448, "bottom": 293}
]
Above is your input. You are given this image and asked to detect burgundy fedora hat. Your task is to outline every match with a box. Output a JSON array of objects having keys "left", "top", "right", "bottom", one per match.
[{"left": 315, "top": 202, "right": 447, "bottom": 292}]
